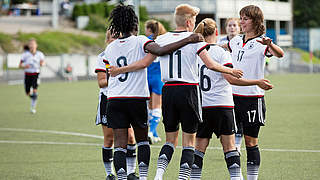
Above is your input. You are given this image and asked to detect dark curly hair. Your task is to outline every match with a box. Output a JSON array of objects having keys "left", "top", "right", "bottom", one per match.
[{"left": 108, "top": 4, "right": 138, "bottom": 38}]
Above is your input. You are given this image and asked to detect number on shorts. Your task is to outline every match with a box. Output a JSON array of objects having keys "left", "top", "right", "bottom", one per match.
[
  {"left": 116, "top": 56, "right": 128, "bottom": 82},
  {"left": 200, "top": 65, "right": 211, "bottom": 91},
  {"left": 247, "top": 110, "right": 256, "bottom": 123},
  {"left": 169, "top": 50, "right": 182, "bottom": 78}
]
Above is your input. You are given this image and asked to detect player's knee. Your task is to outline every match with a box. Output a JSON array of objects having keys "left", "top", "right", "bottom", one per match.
[
  {"left": 104, "top": 135, "right": 114, "bottom": 147},
  {"left": 224, "top": 150, "right": 241, "bottom": 168},
  {"left": 244, "top": 135, "right": 258, "bottom": 147},
  {"left": 246, "top": 145, "right": 260, "bottom": 166}
]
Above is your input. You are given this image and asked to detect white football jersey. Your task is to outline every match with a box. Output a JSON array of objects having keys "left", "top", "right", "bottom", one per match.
[
  {"left": 104, "top": 35, "right": 152, "bottom": 99},
  {"left": 20, "top": 51, "right": 45, "bottom": 74},
  {"left": 155, "top": 31, "right": 208, "bottom": 83},
  {"left": 228, "top": 35, "right": 272, "bottom": 97},
  {"left": 95, "top": 51, "right": 109, "bottom": 96},
  {"left": 198, "top": 44, "right": 234, "bottom": 107}
]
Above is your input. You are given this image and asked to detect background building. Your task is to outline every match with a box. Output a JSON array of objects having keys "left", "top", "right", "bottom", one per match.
[{"left": 140, "top": 0, "right": 293, "bottom": 46}]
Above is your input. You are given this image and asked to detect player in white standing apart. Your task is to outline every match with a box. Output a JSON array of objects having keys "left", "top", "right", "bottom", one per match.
[
  {"left": 95, "top": 31, "right": 139, "bottom": 180},
  {"left": 218, "top": 18, "right": 241, "bottom": 46},
  {"left": 19, "top": 38, "right": 45, "bottom": 114},
  {"left": 109, "top": 4, "right": 243, "bottom": 180},
  {"left": 224, "top": 5, "right": 284, "bottom": 180},
  {"left": 104, "top": 4, "right": 204, "bottom": 180}
]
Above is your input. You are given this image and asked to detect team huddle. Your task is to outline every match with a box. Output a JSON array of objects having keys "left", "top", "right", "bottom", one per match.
[
  {"left": 19, "top": 2, "right": 284, "bottom": 180},
  {"left": 93, "top": 3, "right": 284, "bottom": 180}
]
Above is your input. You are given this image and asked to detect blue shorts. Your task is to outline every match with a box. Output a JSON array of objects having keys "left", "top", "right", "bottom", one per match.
[{"left": 147, "top": 62, "right": 163, "bottom": 95}]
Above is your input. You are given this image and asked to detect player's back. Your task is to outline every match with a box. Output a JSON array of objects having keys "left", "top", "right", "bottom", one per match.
[
  {"left": 104, "top": 35, "right": 152, "bottom": 99},
  {"left": 198, "top": 44, "right": 234, "bottom": 107},
  {"left": 156, "top": 31, "right": 208, "bottom": 83}
]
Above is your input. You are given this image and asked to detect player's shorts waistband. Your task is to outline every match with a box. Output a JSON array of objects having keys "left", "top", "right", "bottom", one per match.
[
  {"left": 25, "top": 72, "right": 39, "bottom": 76},
  {"left": 164, "top": 81, "right": 199, "bottom": 86}
]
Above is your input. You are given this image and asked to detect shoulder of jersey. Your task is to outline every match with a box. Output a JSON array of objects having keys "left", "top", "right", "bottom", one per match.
[{"left": 98, "top": 51, "right": 105, "bottom": 58}]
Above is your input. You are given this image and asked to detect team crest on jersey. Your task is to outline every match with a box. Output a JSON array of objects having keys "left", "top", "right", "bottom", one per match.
[
  {"left": 102, "top": 115, "right": 107, "bottom": 123},
  {"left": 248, "top": 42, "right": 255, "bottom": 49}
]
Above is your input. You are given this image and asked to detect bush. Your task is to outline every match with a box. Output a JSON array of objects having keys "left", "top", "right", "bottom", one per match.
[
  {"left": 72, "top": 4, "right": 85, "bottom": 21},
  {"left": 85, "top": 15, "right": 107, "bottom": 33},
  {"left": 16, "top": 31, "right": 104, "bottom": 55},
  {"left": 0, "top": 32, "right": 16, "bottom": 53}
]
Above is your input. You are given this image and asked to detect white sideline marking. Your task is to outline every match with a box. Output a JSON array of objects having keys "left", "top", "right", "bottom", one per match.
[
  {"left": 0, "top": 128, "right": 103, "bottom": 139},
  {"left": 1, "top": 128, "right": 319, "bottom": 153}
]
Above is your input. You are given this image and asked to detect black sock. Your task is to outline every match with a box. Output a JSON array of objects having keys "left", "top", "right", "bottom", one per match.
[
  {"left": 190, "top": 149, "right": 204, "bottom": 179},
  {"left": 114, "top": 147, "right": 127, "bottom": 180},
  {"left": 102, "top": 147, "right": 114, "bottom": 175},
  {"left": 225, "top": 150, "right": 241, "bottom": 179},
  {"left": 246, "top": 145, "right": 260, "bottom": 179},
  {"left": 137, "top": 141, "right": 150, "bottom": 178},
  {"left": 178, "top": 147, "right": 195, "bottom": 180}
]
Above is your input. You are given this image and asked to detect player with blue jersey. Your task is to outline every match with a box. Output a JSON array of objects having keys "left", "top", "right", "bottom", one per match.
[{"left": 145, "top": 20, "right": 167, "bottom": 143}]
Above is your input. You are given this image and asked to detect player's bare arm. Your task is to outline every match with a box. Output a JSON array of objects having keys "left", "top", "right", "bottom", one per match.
[
  {"left": 223, "top": 74, "right": 273, "bottom": 90},
  {"left": 256, "top": 37, "right": 284, "bottom": 58},
  {"left": 40, "top": 60, "right": 45, "bottom": 66},
  {"left": 97, "top": 72, "right": 108, "bottom": 88},
  {"left": 199, "top": 50, "right": 243, "bottom": 78},
  {"left": 145, "top": 33, "right": 204, "bottom": 56},
  {"left": 109, "top": 33, "right": 204, "bottom": 77},
  {"left": 108, "top": 53, "right": 157, "bottom": 77}
]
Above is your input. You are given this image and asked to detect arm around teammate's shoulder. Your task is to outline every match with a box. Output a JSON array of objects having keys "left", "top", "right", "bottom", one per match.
[
  {"left": 108, "top": 53, "right": 157, "bottom": 77},
  {"left": 145, "top": 33, "right": 204, "bottom": 56},
  {"left": 199, "top": 50, "right": 243, "bottom": 78}
]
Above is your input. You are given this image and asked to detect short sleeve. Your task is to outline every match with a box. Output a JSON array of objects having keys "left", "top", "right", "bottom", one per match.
[
  {"left": 139, "top": 35, "right": 154, "bottom": 53},
  {"left": 196, "top": 42, "right": 210, "bottom": 55},
  {"left": 39, "top": 52, "right": 45, "bottom": 61},
  {"left": 95, "top": 52, "right": 107, "bottom": 73},
  {"left": 221, "top": 50, "right": 233, "bottom": 68},
  {"left": 20, "top": 53, "right": 26, "bottom": 63}
]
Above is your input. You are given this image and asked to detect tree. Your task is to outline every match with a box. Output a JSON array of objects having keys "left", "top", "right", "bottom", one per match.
[{"left": 294, "top": 0, "right": 320, "bottom": 28}]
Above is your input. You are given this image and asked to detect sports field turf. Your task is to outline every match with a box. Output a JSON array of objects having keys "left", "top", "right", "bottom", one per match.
[{"left": 0, "top": 73, "right": 319, "bottom": 179}]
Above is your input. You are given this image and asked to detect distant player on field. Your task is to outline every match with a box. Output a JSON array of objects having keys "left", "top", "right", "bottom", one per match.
[
  {"left": 95, "top": 30, "right": 139, "bottom": 180},
  {"left": 104, "top": 4, "right": 203, "bottom": 180},
  {"left": 19, "top": 38, "right": 45, "bottom": 114},
  {"left": 108, "top": 4, "right": 243, "bottom": 180},
  {"left": 223, "top": 5, "right": 284, "bottom": 180}
]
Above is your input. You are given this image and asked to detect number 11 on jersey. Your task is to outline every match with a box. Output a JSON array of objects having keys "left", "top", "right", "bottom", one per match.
[{"left": 169, "top": 50, "right": 182, "bottom": 78}]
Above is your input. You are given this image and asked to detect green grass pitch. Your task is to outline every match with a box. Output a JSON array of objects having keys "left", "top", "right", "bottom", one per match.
[{"left": 0, "top": 74, "right": 319, "bottom": 179}]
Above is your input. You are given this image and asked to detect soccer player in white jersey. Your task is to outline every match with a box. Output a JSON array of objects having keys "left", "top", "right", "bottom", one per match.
[
  {"left": 108, "top": 4, "right": 243, "bottom": 180},
  {"left": 104, "top": 4, "right": 204, "bottom": 180},
  {"left": 95, "top": 31, "right": 139, "bottom": 180},
  {"left": 188, "top": 18, "right": 242, "bottom": 180},
  {"left": 224, "top": 5, "right": 284, "bottom": 180},
  {"left": 218, "top": 18, "right": 241, "bottom": 45},
  {"left": 19, "top": 38, "right": 45, "bottom": 114}
]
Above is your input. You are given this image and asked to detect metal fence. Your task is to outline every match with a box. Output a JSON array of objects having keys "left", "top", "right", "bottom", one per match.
[{"left": 0, "top": 50, "right": 319, "bottom": 84}]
